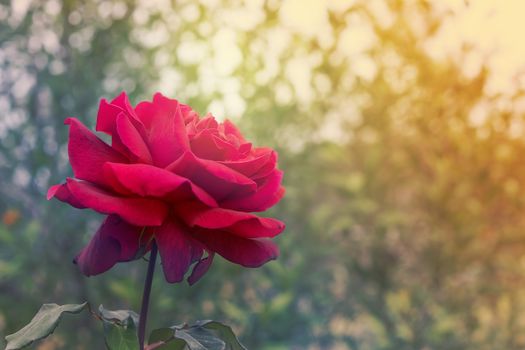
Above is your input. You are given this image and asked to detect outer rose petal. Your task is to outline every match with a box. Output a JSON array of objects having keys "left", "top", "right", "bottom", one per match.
[
  {"left": 65, "top": 117, "right": 127, "bottom": 186},
  {"left": 156, "top": 220, "right": 203, "bottom": 283},
  {"left": 115, "top": 113, "right": 153, "bottom": 163},
  {"left": 74, "top": 215, "right": 152, "bottom": 276},
  {"left": 221, "top": 169, "right": 285, "bottom": 212},
  {"left": 194, "top": 229, "right": 279, "bottom": 267},
  {"left": 187, "top": 253, "right": 214, "bottom": 285},
  {"left": 96, "top": 98, "right": 123, "bottom": 135},
  {"left": 110, "top": 91, "right": 139, "bottom": 119},
  {"left": 167, "top": 151, "right": 256, "bottom": 200},
  {"left": 103, "top": 162, "right": 217, "bottom": 207},
  {"left": 135, "top": 93, "right": 189, "bottom": 167},
  {"left": 96, "top": 92, "right": 139, "bottom": 134},
  {"left": 54, "top": 178, "right": 168, "bottom": 226},
  {"left": 177, "top": 204, "right": 285, "bottom": 238},
  {"left": 47, "top": 183, "right": 86, "bottom": 208}
]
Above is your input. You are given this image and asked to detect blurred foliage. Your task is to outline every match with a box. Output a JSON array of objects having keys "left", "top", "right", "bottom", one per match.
[{"left": 2, "top": 0, "right": 525, "bottom": 349}]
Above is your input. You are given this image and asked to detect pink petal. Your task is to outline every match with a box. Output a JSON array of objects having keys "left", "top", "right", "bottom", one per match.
[
  {"left": 103, "top": 162, "right": 217, "bottom": 207},
  {"left": 135, "top": 93, "right": 189, "bottom": 167},
  {"left": 156, "top": 220, "right": 203, "bottom": 283},
  {"left": 65, "top": 117, "right": 127, "bottom": 186},
  {"left": 62, "top": 178, "right": 167, "bottom": 226},
  {"left": 178, "top": 204, "right": 285, "bottom": 238},
  {"left": 194, "top": 229, "right": 279, "bottom": 267},
  {"left": 221, "top": 169, "right": 285, "bottom": 212},
  {"left": 167, "top": 151, "right": 256, "bottom": 200},
  {"left": 74, "top": 215, "right": 151, "bottom": 276}
]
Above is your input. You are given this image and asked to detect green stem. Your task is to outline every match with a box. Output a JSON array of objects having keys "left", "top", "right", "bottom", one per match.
[{"left": 138, "top": 241, "right": 158, "bottom": 350}]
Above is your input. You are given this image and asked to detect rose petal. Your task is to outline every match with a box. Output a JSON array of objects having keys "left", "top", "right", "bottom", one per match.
[
  {"left": 96, "top": 92, "right": 141, "bottom": 134},
  {"left": 156, "top": 220, "right": 203, "bottom": 283},
  {"left": 65, "top": 117, "right": 127, "bottom": 186},
  {"left": 188, "top": 252, "right": 214, "bottom": 285},
  {"left": 115, "top": 113, "right": 153, "bottom": 164},
  {"left": 222, "top": 119, "right": 246, "bottom": 142},
  {"left": 103, "top": 162, "right": 217, "bottom": 207},
  {"left": 74, "top": 215, "right": 151, "bottom": 276},
  {"left": 194, "top": 229, "right": 279, "bottom": 267},
  {"left": 167, "top": 151, "right": 256, "bottom": 200},
  {"left": 221, "top": 169, "right": 285, "bottom": 212},
  {"left": 196, "top": 115, "right": 219, "bottom": 131},
  {"left": 96, "top": 93, "right": 151, "bottom": 159},
  {"left": 110, "top": 91, "right": 139, "bottom": 119},
  {"left": 135, "top": 93, "right": 189, "bottom": 167},
  {"left": 94, "top": 100, "right": 134, "bottom": 156},
  {"left": 178, "top": 204, "right": 285, "bottom": 238},
  {"left": 61, "top": 178, "right": 167, "bottom": 226},
  {"left": 96, "top": 98, "right": 124, "bottom": 135},
  {"left": 190, "top": 130, "right": 227, "bottom": 161},
  {"left": 219, "top": 150, "right": 274, "bottom": 177},
  {"left": 47, "top": 183, "right": 86, "bottom": 208},
  {"left": 251, "top": 148, "right": 278, "bottom": 179}
]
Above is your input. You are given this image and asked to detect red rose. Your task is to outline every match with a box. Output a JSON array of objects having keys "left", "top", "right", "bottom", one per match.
[{"left": 48, "top": 92, "right": 285, "bottom": 284}]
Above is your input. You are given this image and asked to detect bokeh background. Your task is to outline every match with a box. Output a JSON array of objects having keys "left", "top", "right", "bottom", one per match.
[{"left": 2, "top": 0, "right": 525, "bottom": 349}]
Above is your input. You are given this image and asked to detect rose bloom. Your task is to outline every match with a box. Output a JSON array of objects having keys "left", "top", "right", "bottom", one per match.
[{"left": 48, "top": 92, "right": 285, "bottom": 284}]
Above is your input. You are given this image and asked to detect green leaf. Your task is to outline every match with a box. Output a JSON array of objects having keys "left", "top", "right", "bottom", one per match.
[
  {"left": 146, "top": 321, "right": 246, "bottom": 350},
  {"left": 99, "top": 305, "right": 140, "bottom": 350},
  {"left": 197, "top": 321, "right": 247, "bottom": 350},
  {"left": 4, "top": 302, "right": 88, "bottom": 350},
  {"left": 175, "top": 327, "right": 225, "bottom": 350},
  {"left": 146, "top": 328, "right": 186, "bottom": 350}
]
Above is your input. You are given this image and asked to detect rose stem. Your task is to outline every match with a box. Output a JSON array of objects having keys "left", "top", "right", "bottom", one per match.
[{"left": 138, "top": 240, "right": 158, "bottom": 350}]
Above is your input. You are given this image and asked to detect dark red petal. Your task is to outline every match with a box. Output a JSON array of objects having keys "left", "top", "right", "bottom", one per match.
[
  {"left": 74, "top": 215, "right": 150, "bottom": 276},
  {"left": 103, "top": 162, "right": 217, "bottom": 207},
  {"left": 167, "top": 151, "right": 256, "bottom": 200},
  {"left": 135, "top": 93, "right": 189, "bottom": 167},
  {"left": 65, "top": 178, "right": 167, "bottom": 226},
  {"left": 65, "top": 117, "right": 127, "bottom": 186},
  {"left": 115, "top": 113, "right": 153, "bottom": 164},
  {"left": 47, "top": 183, "right": 86, "bottom": 208},
  {"left": 178, "top": 204, "right": 285, "bottom": 238},
  {"left": 221, "top": 169, "right": 285, "bottom": 212},
  {"left": 194, "top": 229, "right": 279, "bottom": 267},
  {"left": 156, "top": 220, "right": 203, "bottom": 283},
  {"left": 188, "top": 253, "right": 214, "bottom": 285}
]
